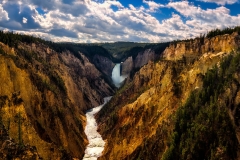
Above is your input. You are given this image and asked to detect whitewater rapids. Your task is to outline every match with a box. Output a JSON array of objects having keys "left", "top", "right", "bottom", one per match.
[{"left": 82, "top": 97, "right": 112, "bottom": 160}]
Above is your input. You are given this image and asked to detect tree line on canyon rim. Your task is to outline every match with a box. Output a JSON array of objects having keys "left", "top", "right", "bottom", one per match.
[
  {"left": 0, "top": 30, "right": 167, "bottom": 63},
  {"left": 162, "top": 52, "right": 240, "bottom": 160}
]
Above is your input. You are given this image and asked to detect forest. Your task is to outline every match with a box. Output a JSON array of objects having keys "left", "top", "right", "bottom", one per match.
[{"left": 162, "top": 52, "right": 240, "bottom": 160}]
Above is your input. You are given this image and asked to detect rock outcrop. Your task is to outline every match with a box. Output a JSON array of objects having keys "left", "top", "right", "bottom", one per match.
[
  {"left": 0, "top": 40, "right": 114, "bottom": 159},
  {"left": 121, "top": 48, "right": 160, "bottom": 77},
  {"left": 96, "top": 32, "right": 240, "bottom": 160},
  {"left": 92, "top": 54, "right": 115, "bottom": 78},
  {"left": 134, "top": 49, "right": 156, "bottom": 69},
  {"left": 121, "top": 56, "right": 133, "bottom": 76},
  {"left": 163, "top": 32, "right": 240, "bottom": 61}
]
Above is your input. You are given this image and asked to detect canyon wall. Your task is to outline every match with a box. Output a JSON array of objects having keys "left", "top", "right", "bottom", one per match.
[
  {"left": 0, "top": 41, "right": 114, "bottom": 159},
  {"left": 1, "top": 31, "right": 240, "bottom": 160},
  {"left": 121, "top": 48, "right": 159, "bottom": 77},
  {"left": 92, "top": 54, "right": 115, "bottom": 78},
  {"left": 97, "top": 32, "right": 240, "bottom": 160},
  {"left": 163, "top": 32, "right": 240, "bottom": 60}
]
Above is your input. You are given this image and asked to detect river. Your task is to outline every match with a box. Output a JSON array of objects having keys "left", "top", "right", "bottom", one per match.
[
  {"left": 82, "top": 97, "right": 111, "bottom": 160},
  {"left": 83, "top": 63, "right": 125, "bottom": 160}
]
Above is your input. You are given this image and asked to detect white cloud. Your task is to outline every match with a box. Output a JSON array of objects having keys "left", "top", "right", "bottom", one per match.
[
  {"left": 0, "top": 0, "right": 239, "bottom": 43},
  {"left": 0, "top": 4, "right": 9, "bottom": 21},
  {"left": 199, "top": 0, "right": 238, "bottom": 5},
  {"left": 143, "top": 0, "right": 164, "bottom": 12},
  {"left": 168, "top": 1, "right": 240, "bottom": 30},
  {"left": 22, "top": 17, "right": 27, "bottom": 23}
]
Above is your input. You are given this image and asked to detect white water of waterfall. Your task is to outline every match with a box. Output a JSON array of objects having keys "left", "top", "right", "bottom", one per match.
[
  {"left": 112, "top": 63, "right": 127, "bottom": 88},
  {"left": 83, "top": 97, "right": 112, "bottom": 160}
]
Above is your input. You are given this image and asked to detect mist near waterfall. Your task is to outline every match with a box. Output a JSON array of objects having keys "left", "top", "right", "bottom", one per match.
[{"left": 112, "top": 63, "right": 127, "bottom": 88}]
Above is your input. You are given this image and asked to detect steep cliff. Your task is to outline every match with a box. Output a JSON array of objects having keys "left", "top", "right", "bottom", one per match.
[
  {"left": 92, "top": 54, "right": 115, "bottom": 78},
  {"left": 121, "top": 43, "right": 169, "bottom": 78},
  {"left": 0, "top": 35, "right": 114, "bottom": 159},
  {"left": 163, "top": 32, "right": 240, "bottom": 61},
  {"left": 96, "top": 32, "right": 240, "bottom": 159},
  {"left": 134, "top": 49, "right": 156, "bottom": 69},
  {"left": 121, "top": 56, "right": 133, "bottom": 76}
]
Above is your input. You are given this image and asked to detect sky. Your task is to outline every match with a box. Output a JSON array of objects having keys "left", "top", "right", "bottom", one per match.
[{"left": 0, "top": 0, "right": 240, "bottom": 43}]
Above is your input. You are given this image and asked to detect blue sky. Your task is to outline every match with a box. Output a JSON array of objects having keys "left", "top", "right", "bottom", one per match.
[{"left": 0, "top": 0, "right": 239, "bottom": 42}]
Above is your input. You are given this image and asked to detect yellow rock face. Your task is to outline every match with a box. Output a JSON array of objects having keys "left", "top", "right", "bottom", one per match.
[
  {"left": 163, "top": 32, "right": 240, "bottom": 60},
  {"left": 0, "top": 41, "right": 114, "bottom": 159},
  {"left": 97, "top": 33, "right": 240, "bottom": 160}
]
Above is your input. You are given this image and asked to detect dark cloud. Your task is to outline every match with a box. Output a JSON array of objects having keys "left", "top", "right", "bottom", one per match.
[
  {"left": 60, "top": 3, "right": 89, "bottom": 17},
  {"left": 49, "top": 28, "right": 78, "bottom": 38},
  {"left": 81, "top": 17, "right": 125, "bottom": 35},
  {"left": 0, "top": 21, "right": 22, "bottom": 30}
]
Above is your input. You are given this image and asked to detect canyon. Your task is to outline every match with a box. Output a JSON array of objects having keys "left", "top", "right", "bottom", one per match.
[{"left": 0, "top": 29, "right": 240, "bottom": 159}]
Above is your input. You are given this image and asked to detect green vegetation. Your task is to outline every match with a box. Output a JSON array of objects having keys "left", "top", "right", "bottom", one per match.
[
  {"left": 17, "top": 111, "right": 23, "bottom": 147},
  {"left": 0, "top": 32, "right": 67, "bottom": 95},
  {"left": 98, "top": 42, "right": 169, "bottom": 62},
  {"left": 0, "top": 30, "right": 170, "bottom": 65},
  {"left": 30, "top": 71, "right": 66, "bottom": 96},
  {"left": 0, "top": 47, "right": 5, "bottom": 55},
  {"left": 45, "top": 42, "right": 112, "bottom": 63},
  {"left": 170, "top": 26, "right": 240, "bottom": 46},
  {"left": 0, "top": 30, "right": 111, "bottom": 64},
  {"left": 0, "top": 31, "right": 45, "bottom": 48},
  {"left": 99, "top": 42, "right": 147, "bottom": 61},
  {"left": 162, "top": 53, "right": 240, "bottom": 160},
  {"left": 206, "top": 26, "right": 240, "bottom": 38}
]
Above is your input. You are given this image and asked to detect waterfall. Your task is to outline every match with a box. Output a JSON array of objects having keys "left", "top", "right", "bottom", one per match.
[{"left": 111, "top": 63, "right": 127, "bottom": 88}]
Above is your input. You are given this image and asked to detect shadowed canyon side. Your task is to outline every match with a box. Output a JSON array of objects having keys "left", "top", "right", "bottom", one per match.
[
  {"left": 0, "top": 34, "right": 114, "bottom": 159},
  {"left": 96, "top": 31, "right": 240, "bottom": 159}
]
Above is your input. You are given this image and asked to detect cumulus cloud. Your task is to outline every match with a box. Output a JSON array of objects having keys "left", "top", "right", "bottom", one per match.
[
  {"left": 199, "top": 0, "right": 238, "bottom": 5},
  {"left": 0, "top": 0, "right": 239, "bottom": 42},
  {"left": 143, "top": 0, "right": 164, "bottom": 12},
  {"left": 168, "top": 1, "right": 240, "bottom": 30},
  {"left": 22, "top": 17, "right": 27, "bottom": 23},
  {"left": 0, "top": 4, "right": 9, "bottom": 21}
]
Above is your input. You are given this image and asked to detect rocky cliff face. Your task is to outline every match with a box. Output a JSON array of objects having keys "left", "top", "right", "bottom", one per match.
[
  {"left": 92, "top": 54, "right": 115, "bottom": 78},
  {"left": 121, "top": 56, "right": 133, "bottom": 76},
  {"left": 0, "top": 40, "right": 114, "bottom": 159},
  {"left": 163, "top": 32, "right": 240, "bottom": 61},
  {"left": 121, "top": 48, "right": 160, "bottom": 77},
  {"left": 96, "top": 32, "right": 240, "bottom": 159},
  {"left": 134, "top": 49, "right": 156, "bottom": 69}
]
